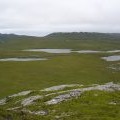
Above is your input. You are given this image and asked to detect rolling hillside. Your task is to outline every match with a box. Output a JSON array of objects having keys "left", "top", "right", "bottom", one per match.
[
  {"left": 0, "top": 32, "right": 120, "bottom": 50},
  {"left": 0, "top": 32, "right": 120, "bottom": 120}
]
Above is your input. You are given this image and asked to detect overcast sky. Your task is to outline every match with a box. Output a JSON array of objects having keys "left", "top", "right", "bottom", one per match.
[{"left": 0, "top": 0, "right": 120, "bottom": 36}]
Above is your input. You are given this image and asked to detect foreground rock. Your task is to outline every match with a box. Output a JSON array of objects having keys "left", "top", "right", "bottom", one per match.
[
  {"left": 42, "top": 84, "right": 81, "bottom": 91},
  {"left": 9, "top": 90, "right": 32, "bottom": 97},
  {"left": 0, "top": 82, "right": 120, "bottom": 116},
  {"left": 0, "top": 90, "right": 31, "bottom": 106},
  {"left": 0, "top": 98, "right": 7, "bottom": 105},
  {"left": 21, "top": 109, "right": 48, "bottom": 115},
  {"left": 21, "top": 95, "right": 42, "bottom": 106},
  {"left": 46, "top": 91, "right": 81, "bottom": 105},
  {"left": 45, "top": 82, "right": 120, "bottom": 105}
]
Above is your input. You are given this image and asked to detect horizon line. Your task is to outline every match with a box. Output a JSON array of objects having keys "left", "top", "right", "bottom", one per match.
[{"left": 1, "top": 31, "right": 120, "bottom": 37}]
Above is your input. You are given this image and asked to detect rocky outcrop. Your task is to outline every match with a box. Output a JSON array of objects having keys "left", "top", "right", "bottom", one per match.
[
  {"left": 0, "top": 82, "right": 120, "bottom": 116},
  {"left": 21, "top": 95, "right": 42, "bottom": 106}
]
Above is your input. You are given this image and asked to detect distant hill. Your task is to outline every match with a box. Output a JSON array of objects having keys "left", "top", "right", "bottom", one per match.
[
  {"left": 0, "top": 34, "right": 15, "bottom": 43},
  {"left": 0, "top": 32, "right": 120, "bottom": 42},
  {"left": 0, "top": 33, "right": 39, "bottom": 43},
  {"left": 0, "top": 34, "right": 23, "bottom": 43},
  {"left": 0, "top": 32, "right": 120, "bottom": 50},
  {"left": 46, "top": 32, "right": 120, "bottom": 41}
]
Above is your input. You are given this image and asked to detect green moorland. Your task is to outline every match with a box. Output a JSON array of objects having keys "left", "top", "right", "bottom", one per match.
[{"left": 0, "top": 32, "right": 120, "bottom": 120}]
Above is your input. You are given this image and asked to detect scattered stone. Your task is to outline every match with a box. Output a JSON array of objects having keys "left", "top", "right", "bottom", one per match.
[
  {"left": 9, "top": 90, "right": 32, "bottom": 98},
  {"left": 46, "top": 91, "right": 82, "bottom": 105},
  {"left": 46, "top": 82, "right": 120, "bottom": 105},
  {"left": 42, "top": 84, "right": 82, "bottom": 91},
  {"left": 7, "top": 106, "right": 21, "bottom": 111},
  {"left": 0, "top": 91, "right": 32, "bottom": 105},
  {"left": 108, "top": 64, "right": 120, "bottom": 71},
  {"left": 21, "top": 95, "right": 42, "bottom": 106},
  {"left": 0, "top": 82, "right": 120, "bottom": 116},
  {"left": 33, "top": 110, "right": 48, "bottom": 115},
  {"left": 76, "top": 82, "right": 120, "bottom": 92},
  {"left": 0, "top": 98, "right": 7, "bottom": 105},
  {"left": 109, "top": 102, "right": 118, "bottom": 105},
  {"left": 21, "top": 109, "right": 48, "bottom": 116},
  {"left": 94, "top": 82, "right": 120, "bottom": 91},
  {"left": 55, "top": 112, "right": 73, "bottom": 119}
]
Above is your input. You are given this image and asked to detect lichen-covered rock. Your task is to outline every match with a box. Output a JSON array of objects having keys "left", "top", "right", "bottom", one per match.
[
  {"left": 0, "top": 82, "right": 120, "bottom": 117},
  {"left": 21, "top": 109, "right": 48, "bottom": 115},
  {"left": 9, "top": 90, "right": 31, "bottom": 98},
  {"left": 46, "top": 91, "right": 82, "bottom": 105},
  {"left": 0, "top": 98, "right": 7, "bottom": 105},
  {"left": 42, "top": 84, "right": 81, "bottom": 91},
  {"left": 21, "top": 95, "right": 42, "bottom": 106},
  {"left": 7, "top": 106, "right": 21, "bottom": 111}
]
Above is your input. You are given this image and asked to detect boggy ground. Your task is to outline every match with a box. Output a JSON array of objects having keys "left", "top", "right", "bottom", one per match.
[
  {"left": 0, "top": 34, "right": 120, "bottom": 119},
  {"left": 0, "top": 52, "right": 120, "bottom": 99}
]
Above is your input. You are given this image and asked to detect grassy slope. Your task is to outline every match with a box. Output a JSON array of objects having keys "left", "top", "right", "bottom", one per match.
[
  {"left": 0, "top": 53, "right": 119, "bottom": 98},
  {"left": 0, "top": 32, "right": 120, "bottom": 97},
  {"left": 0, "top": 32, "right": 120, "bottom": 120}
]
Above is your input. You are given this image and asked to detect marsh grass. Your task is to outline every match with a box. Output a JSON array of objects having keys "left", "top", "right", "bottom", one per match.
[{"left": 0, "top": 35, "right": 120, "bottom": 119}]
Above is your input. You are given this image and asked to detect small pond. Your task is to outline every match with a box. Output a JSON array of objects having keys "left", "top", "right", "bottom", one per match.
[
  {"left": 24, "top": 49, "right": 72, "bottom": 53},
  {"left": 102, "top": 55, "right": 120, "bottom": 61},
  {"left": 75, "top": 50, "right": 100, "bottom": 53},
  {"left": 0, "top": 58, "right": 47, "bottom": 62},
  {"left": 24, "top": 49, "right": 120, "bottom": 54}
]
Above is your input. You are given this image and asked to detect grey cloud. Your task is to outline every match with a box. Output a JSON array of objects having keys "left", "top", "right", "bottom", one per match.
[{"left": 0, "top": 0, "right": 120, "bottom": 36}]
